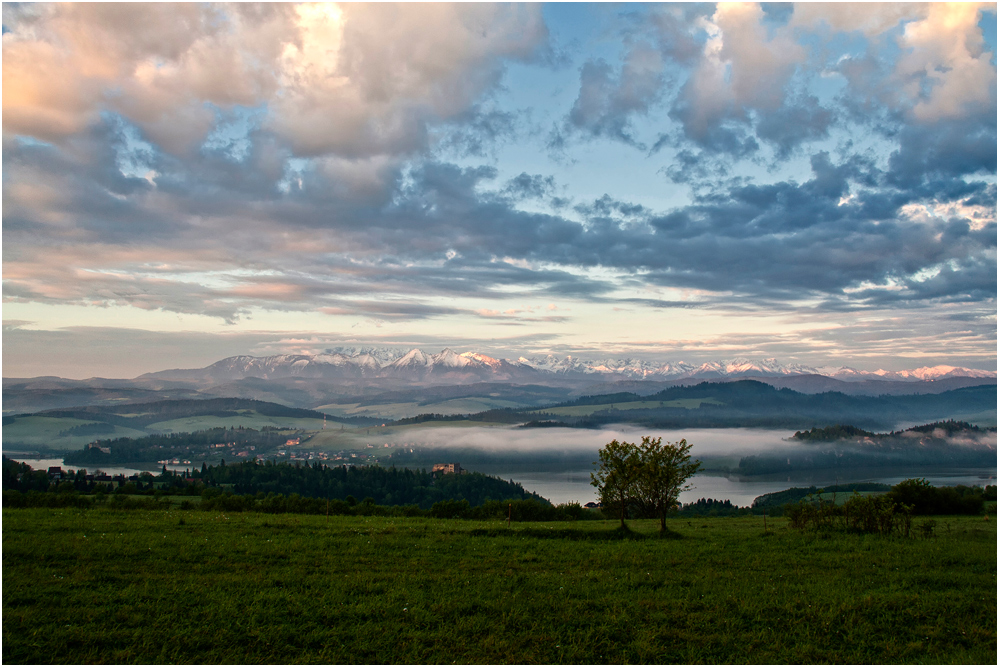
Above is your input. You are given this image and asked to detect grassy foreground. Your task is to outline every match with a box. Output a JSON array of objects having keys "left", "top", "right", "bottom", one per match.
[{"left": 3, "top": 509, "right": 996, "bottom": 663}]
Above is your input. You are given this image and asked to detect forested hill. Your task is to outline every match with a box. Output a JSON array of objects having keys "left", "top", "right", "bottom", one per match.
[
  {"left": 7, "top": 456, "right": 548, "bottom": 510},
  {"left": 200, "top": 460, "right": 548, "bottom": 508},
  {"left": 793, "top": 420, "right": 995, "bottom": 442},
  {"left": 496, "top": 381, "right": 996, "bottom": 431}
]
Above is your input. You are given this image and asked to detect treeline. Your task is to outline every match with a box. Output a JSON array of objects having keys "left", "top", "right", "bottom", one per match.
[
  {"left": 739, "top": 420, "right": 996, "bottom": 475},
  {"left": 773, "top": 479, "right": 995, "bottom": 522},
  {"left": 793, "top": 425, "right": 877, "bottom": 441},
  {"left": 906, "top": 420, "right": 991, "bottom": 436},
  {"left": 58, "top": 422, "right": 118, "bottom": 437},
  {"left": 3, "top": 457, "right": 548, "bottom": 510},
  {"left": 62, "top": 427, "right": 291, "bottom": 466},
  {"left": 675, "top": 498, "right": 751, "bottom": 518},
  {"left": 886, "top": 478, "right": 995, "bottom": 515},
  {"left": 1, "top": 488, "right": 600, "bottom": 522},
  {"left": 752, "top": 483, "right": 892, "bottom": 509},
  {"left": 201, "top": 459, "right": 547, "bottom": 508},
  {"left": 784, "top": 480, "right": 997, "bottom": 536},
  {"left": 793, "top": 420, "right": 992, "bottom": 442},
  {"left": 393, "top": 409, "right": 526, "bottom": 426}
]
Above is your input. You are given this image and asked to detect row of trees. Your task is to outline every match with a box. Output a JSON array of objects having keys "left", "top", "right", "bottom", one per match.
[{"left": 591, "top": 436, "right": 700, "bottom": 532}]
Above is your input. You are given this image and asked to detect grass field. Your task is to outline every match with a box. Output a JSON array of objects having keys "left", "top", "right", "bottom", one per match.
[
  {"left": 3, "top": 508, "right": 994, "bottom": 663},
  {"left": 533, "top": 398, "right": 725, "bottom": 417}
]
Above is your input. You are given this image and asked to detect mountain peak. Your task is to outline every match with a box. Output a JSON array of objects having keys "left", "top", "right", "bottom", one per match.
[{"left": 138, "top": 349, "right": 996, "bottom": 386}]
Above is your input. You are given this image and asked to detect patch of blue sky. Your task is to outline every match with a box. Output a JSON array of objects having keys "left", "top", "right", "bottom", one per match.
[
  {"left": 103, "top": 112, "right": 157, "bottom": 181},
  {"left": 979, "top": 9, "right": 997, "bottom": 65},
  {"left": 277, "top": 157, "right": 310, "bottom": 195},
  {"left": 201, "top": 104, "right": 266, "bottom": 162},
  {"left": 542, "top": 2, "right": 631, "bottom": 58},
  {"left": 12, "top": 135, "right": 54, "bottom": 148},
  {"left": 759, "top": 2, "right": 794, "bottom": 32}
]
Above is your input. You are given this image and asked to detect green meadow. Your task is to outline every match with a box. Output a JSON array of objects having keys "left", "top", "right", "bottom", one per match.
[{"left": 3, "top": 508, "right": 995, "bottom": 664}]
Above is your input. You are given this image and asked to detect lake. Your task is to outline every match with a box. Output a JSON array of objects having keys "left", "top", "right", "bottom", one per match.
[{"left": 477, "top": 467, "right": 998, "bottom": 506}]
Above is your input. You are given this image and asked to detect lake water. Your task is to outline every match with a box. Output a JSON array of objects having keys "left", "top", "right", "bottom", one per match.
[
  {"left": 6, "top": 458, "right": 194, "bottom": 478},
  {"left": 481, "top": 468, "right": 998, "bottom": 506}
]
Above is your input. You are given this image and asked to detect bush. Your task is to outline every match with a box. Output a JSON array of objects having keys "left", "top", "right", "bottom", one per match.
[
  {"left": 431, "top": 498, "right": 471, "bottom": 519},
  {"left": 785, "top": 492, "right": 913, "bottom": 536},
  {"left": 887, "top": 478, "right": 986, "bottom": 515}
]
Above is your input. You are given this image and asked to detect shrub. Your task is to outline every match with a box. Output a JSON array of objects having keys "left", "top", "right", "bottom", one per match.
[{"left": 887, "top": 478, "right": 986, "bottom": 515}]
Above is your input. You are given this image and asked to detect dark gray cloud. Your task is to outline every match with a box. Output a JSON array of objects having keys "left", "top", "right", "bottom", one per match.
[
  {"left": 503, "top": 173, "right": 557, "bottom": 201},
  {"left": 754, "top": 95, "right": 834, "bottom": 159},
  {"left": 887, "top": 118, "right": 998, "bottom": 188},
  {"left": 566, "top": 44, "right": 664, "bottom": 146},
  {"left": 437, "top": 107, "right": 521, "bottom": 158}
]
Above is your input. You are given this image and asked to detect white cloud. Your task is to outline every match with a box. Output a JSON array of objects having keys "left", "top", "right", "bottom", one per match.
[
  {"left": 2, "top": 3, "right": 547, "bottom": 158},
  {"left": 895, "top": 3, "right": 997, "bottom": 122}
]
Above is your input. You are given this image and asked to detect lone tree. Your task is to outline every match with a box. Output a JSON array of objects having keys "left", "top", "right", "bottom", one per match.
[
  {"left": 591, "top": 436, "right": 700, "bottom": 532},
  {"left": 591, "top": 439, "right": 642, "bottom": 529},
  {"left": 634, "top": 437, "right": 700, "bottom": 532}
]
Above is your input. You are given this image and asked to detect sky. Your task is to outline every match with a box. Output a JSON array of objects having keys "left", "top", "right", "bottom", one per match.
[{"left": 2, "top": 2, "right": 997, "bottom": 379}]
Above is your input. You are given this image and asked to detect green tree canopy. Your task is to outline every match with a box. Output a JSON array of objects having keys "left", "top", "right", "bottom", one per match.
[
  {"left": 591, "top": 439, "right": 642, "bottom": 529},
  {"left": 591, "top": 436, "right": 701, "bottom": 531},
  {"left": 633, "top": 437, "right": 701, "bottom": 532}
]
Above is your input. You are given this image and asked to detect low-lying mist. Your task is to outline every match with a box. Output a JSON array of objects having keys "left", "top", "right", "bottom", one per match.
[
  {"left": 381, "top": 424, "right": 998, "bottom": 472},
  {"left": 383, "top": 425, "right": 798, "bottom": 466}
]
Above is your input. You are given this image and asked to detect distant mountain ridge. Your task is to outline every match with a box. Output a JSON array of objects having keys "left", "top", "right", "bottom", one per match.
[{"left": 139, "top": 349, "right": 996, "bottom": 385}]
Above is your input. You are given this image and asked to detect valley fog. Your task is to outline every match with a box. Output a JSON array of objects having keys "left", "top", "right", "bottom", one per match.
[
  {"left": 390, "top": 425, "right": 801, "bottom": 458},
  {"left": 384, "top": 425, "right": 996, "bottom": 505}
]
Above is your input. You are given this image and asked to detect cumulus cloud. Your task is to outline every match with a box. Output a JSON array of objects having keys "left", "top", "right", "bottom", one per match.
[
  {"left": 567, "top": 43, "right": 665, "bottom": 145},
  {"left": 894, "top": 3, "right": 997, "bottom": 122},
  {"left": 2, "top": 2, "right": 547, "bottom": 160},
  {"left": 789, "top": 2, "right": 926, "bottom": 37},
  {"left": 671, "top": 2, "right": 803, "bottom": 146},
  {"left": 267, "top": 3, "right": 546, "bottom": 158}
]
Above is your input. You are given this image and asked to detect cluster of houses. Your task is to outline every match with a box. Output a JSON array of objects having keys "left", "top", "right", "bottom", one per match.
[
  {"left": 210, "top": 442, "right": 255, "bottom": 457},
  {"left": 42, "top": 466, "right": 202, "bottom": 488},
  {"left": 431, "top": 463, "right": 464, "bottom": 476},
  {"left": 45, "top": 466, "right": 132, "bottom": 488}
]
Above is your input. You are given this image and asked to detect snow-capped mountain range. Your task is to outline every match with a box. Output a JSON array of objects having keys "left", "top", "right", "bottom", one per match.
[{"left": 141, "top": 349, "right": 996, "bottom": 385}]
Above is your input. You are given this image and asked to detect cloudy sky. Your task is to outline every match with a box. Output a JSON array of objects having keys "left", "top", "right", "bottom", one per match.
[{"left": 2, "top": 2, "right": 997, "bottom": 378}]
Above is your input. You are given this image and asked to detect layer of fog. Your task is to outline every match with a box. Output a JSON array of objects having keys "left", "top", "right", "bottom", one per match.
[
  {"left": 389, "top": 425, "right": 798, "bottom": 460},
  {"left": 389, "top": 424, "right": 997, "bottom": 459}
]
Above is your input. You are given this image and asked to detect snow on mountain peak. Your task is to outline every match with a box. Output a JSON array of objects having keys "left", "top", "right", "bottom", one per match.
[
  {"left": 462, "top": 352, "right": 503, "bottom": 369},
  {"left": 433, "top": 349, "right": 471, "bottom": 368},
  {"left": 189, "top": 349, "right": 994, "bottom": 384},
  {"left": 391, "top": 348, "right": 432, "bottom": 368}
]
